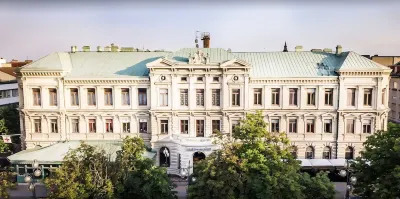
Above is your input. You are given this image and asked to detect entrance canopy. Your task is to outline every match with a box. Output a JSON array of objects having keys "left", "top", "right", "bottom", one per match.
[
  {"left": 297, "top": 159, "right": 348, "bottom": 169},
  {"left": 8, "top": 140, "right": 156, "bottom": 165}
]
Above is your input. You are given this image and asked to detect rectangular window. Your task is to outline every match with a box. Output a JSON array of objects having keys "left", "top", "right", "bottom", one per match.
[
  {"left": 5, "top": 90, "right": 11, "bottom": 98},
  {"left": 196, "top": 120, "right": 204, "bottom": 137},
  {"left": 87, "top": 88, "right": 96, "bottom": 106},
  {"left": 212, "top": 120, "right": 221, "bottom": 134},
  {"left": 49, "top": 88, "right": 57, "bottom": 106},
  {"left": 325, "top": 88, "right": 333, "bottom": 106},
  {"left": 231, "top": 120, "right": 239, "bottom": 132},
  {"left": 181, "top": 77, "right": 187, "bottom": 82},
  {"left": 104, "top": 88, "right": 113, "bottom": 105},
  {"left": 346, "top": 119, "right": 355, "bottom": 133},
  {"left": 138, "top": 88, "right": 147, "bottom": 106},
  {"left": 34, "top": 119, "right": 41, "bottom": 133},
  {"left": 70, "top": 88, "right": 79, "bottom": 106},
  {"left": 288, "top": 119, "right": 297, "bottom": 133},
  {"left": 232, "top": 89, "right": 240, "bottom": 106},
  {"left": 121, "top": 88, "right": 130, "bottom": 105},
  {"left": 180, "top": 89, "right": 189, "bottom": 106},
  {"left": 159, "top": 89, "right": 168, "bottom": 106},
  {"left": 306, "top": 119, "right": 315, "bottom": 133},
  {"left": 289, "top": 88, "right": 298, "bottom": 106},
  {"left": 33, "top": 88, "right": 41, "bottom": 106},
  {"left": 364, "top": 88, "right": 372, "bottom": 106},
  {"left": 89, "top": 119, "right": 96, "bottom": 133},
  {"left": 213, "top": 77, "right": 219, "bottom": 82},
  {"left": 122, "top": 122, "right": 130, "bottom": 133},
  {"left": 160, "top": 120, "right": 168, "bottom": 134},
  {"left": 271, "top": 119, "right": 280, "bottom": 133},
  {"left": 307, "top": 88, "right": 316, "bottom": 105},
  {"left": 271, "top": 88, "right": 280, "bottom": 105},
  {"left": 105, "top": 119, "right": 113, "bottom": 133},
  {"left": 50, "top": 119, "right": 58, "bottom": 133},
  {"left": 12, "top": 89, "right": 18, "bottom": 97},
  {"left": 347, "top": 88, "right": 356, "bottom": 106},
  {"left": 362, "top": 120, "right": 372, "bottom": 133},
  {"left": 324, "top": 119, "right": 332, "bottom": 133},
  {"left": 139, "top": 122, "right": 147, "bottom": 133},
  {"left": 212, "top": 89, "right": 220, "bottom": 106},
  {"left": 72, "top": 119, "right": 79, "bottom": 133},
  {"left": 180, "top": 120, "right": 189, "bottom": 134},
  {"left": 253, "top": 88, "right": 262, "bottom": 105},
  {"left": 196, "top": 89, "right": 204, "bottom": 106},
  {"left": 197, "top": 77, "right": 203, "bottom": 82}
]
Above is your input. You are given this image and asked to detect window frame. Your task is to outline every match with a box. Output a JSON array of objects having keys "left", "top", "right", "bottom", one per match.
[
  {"left": 306, "top": 119, "right": 315, "bottom": 133},
  {"left": 212, "top": 120, "right": 221, "bottom": 134},
  {"left": 288, "top": 119, "right": 297, "bottom": 133},
  {"left": 49, "top": 88, "right": 57, "bottom": 106},
  {"left": 232, "top": 89, "right": 240, "bottom": 106},
  {"left": 212, "top": 89, "right": 220, "bottom": 106},
  {"left": 121, "top": 88, "right": 130, "bottom": 106},
  {"left": 363, "top": 88, "right": 372, "bottom": 106},
  {"left": 70, "top": 88, "right": 79, "bottom": 106},
  {"left": 324, "top": 119, "right": 332, "bottom": 133},
  {"left": 32, "top": 88, "right": 41, "bottom": 106},
  {"left": 160, "top": 120, "right": 168, "bottom": 134},
  {"left": 139, "top": 121, "right": 148, "bottom": 133},
  {"left": 105, "top": 119, "right": 113, "bottom": 133},
  {"left": 50, "top": 119, "right": 58, "bottom": 133},
  {"left": 159, "top": 89, "right": 168, "bottom": 107},
  {"left": 72, "top": 119, "right": 79, "bottom": 133},
  {"left": 196, "top": 89, "right": 204, "bottom": 106},
  {"left": 271, "top": 119, "right": 280, "bottom": 133},
  {"left": 324, "top": 88, "right": 333, "bottom": 106},
  {"left": 180, "top": 120, "right": 189, "bottom": 134},
  {"left": 306, "top": 88, "right": 316, "bottom": 106},
  {"left": 88, "top": 119, "right": 96, "bottom": 133},
  {"left": 271, "top": 88, "right": 280, "bottom": 105},
  {"left": 253, "top": 88, "right": 262, "bottom": 105},
  {"left": 104, "top": 88, "right": 113, "bottom": 106},
  {"left": 138, "top": 88, "right": 147, "bottom": 106},
  {"left": 289, "top": 88, "right": 298, "bottom": 106},
  {"left": 196, "top": 120, "right": 205, "bottom": 137},
  {"left": 180, "top": 89, "right": 189, "bottom": 106},
  {"left": 87, "top": 88, "right": 96, "bottom": 106}
]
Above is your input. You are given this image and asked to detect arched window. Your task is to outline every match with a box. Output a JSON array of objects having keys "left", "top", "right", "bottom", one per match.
[
  {"left": 159, "top": 147, "right": 170, "bottom": 167},
  {"left": 305, "top": 146, "right": 314, "bottom": 159},
  {"left": 323, "top": 146, "right": 331, "bottom": 159},
  {"left": 289, "top": 146, "right": 298, "bottom": 159},
  {"left": 193, "top": 152, "right": 206, "bottom": 163},
  {"left": 345, "top": 147, "right": 354, "bottom": 160}
]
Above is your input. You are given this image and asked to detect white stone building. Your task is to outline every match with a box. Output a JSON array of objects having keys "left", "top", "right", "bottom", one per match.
[{"left": 16, "top": 43, "right": 391, "bottom": 174}]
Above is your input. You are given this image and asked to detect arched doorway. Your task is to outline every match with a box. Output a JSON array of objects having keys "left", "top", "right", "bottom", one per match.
[
  {"left": 193, "top": 152, "right": 206, "bottom": 163},
  {"left": 159, "top": 147, "right": 170, "bottom": 167}
]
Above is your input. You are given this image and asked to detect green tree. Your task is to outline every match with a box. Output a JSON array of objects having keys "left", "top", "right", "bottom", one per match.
[
  {"left": 0, "top": 168, "right": 16, "bottom": 199},
  {"left": 0, "top": 139, "right": 10, "bottom": 153},
  {"left": 44, "top": 142, "right": 114, "bottom": 199},
  {"left": 188, "top": 111, "right": 335, "bottom": 199},
  {"left": 115, "top": 136, "right": 177, "bottom": 199},
  {"left": 0, "top": 104, "right": 19, "bottom": 135},
  {"left": 352, "top": 122, "right": 400, "bottom": 198}
]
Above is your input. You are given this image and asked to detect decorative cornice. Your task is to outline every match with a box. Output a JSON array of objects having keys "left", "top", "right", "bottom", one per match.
[
  {"left": 64, "top": 79, "right": 150, "bottom": 85},
  {"left": 21, "top": 72, "right": 63, "bottom": 76},
  {"left": 338, "top": 71, "right": 383, "bottom": 76},
  {"left": 250, "top": 79, "right": 338, "bottom": 84}
]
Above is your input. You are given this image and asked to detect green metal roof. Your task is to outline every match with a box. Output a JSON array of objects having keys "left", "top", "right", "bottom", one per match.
[
  {"left": 20, "top": 48, "right": 389, "bottom": 78},
  {"left": 8, "top": 140, "right": 156, "bottom": 164}
]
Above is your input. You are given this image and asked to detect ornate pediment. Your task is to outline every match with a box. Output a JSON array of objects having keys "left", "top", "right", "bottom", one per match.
[
  {"left": 220, "top": 59, "right": 251, "bottom": 68},
  {"left": 146, "top": 57, "right": 176, "bottom": 67},
  {"left": 188, "top": 50, "right": 209, "bottom": 64}
]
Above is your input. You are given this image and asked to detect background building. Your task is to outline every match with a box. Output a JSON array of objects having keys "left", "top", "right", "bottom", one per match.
[
  {"left": 370, "top": 55, "right": 400, "bottom": 123},
  {"left": 15, "top": 39, "right": 391, "bottom": 174}
]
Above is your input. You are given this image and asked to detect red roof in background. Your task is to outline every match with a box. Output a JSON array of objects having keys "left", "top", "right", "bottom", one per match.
[
  {"left": 9, "top": 60, "right": 32, "bottom": 68},
  {"left": 0, "top": 67, "right": 18, "bottom": 77}
]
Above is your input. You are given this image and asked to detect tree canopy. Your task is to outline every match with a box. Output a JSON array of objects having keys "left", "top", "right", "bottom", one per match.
[
  {"left": 45, "top": 137, "right": 177, "bottom": 199},
  {"left": 352, "top": 122, "right": 400, "bottom": 198},
  {"left": 188, "top": 111, "right": 335, "bottom": 199},
  {"left": 0, "top": 167, "right": 16, "bottom": 199}
]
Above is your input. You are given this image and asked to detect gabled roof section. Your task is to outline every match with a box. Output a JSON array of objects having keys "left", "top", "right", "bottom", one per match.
[
  {"left": 67, "top": 52, "right": 168, "bottom": 77},
  {"left": 166, "top": 48, "right": 236, "bottom": 64},
  {"left": 220, "top": 58, "right": 251, "bottom": 68},
  {"left": 20, "top": 52, "right": 69, "bottom": 71},
  {"left": 233, "top": 51, "right": 343, "bottom": 78},
  {"left": 146, "top": 57, "right": 176, "bottom": 67},
  {"left": 338, "top": 51, "right": 390, "bottom": 71}
]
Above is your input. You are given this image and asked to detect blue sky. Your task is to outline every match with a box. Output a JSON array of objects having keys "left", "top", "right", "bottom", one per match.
[{"left": 0, "top": 1, "right": 399, "bottom": 60}]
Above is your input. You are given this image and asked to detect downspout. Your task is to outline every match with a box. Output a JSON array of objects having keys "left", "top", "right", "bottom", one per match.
[{"left": 335, "top": 77, "right": 340, "bottom": 159}]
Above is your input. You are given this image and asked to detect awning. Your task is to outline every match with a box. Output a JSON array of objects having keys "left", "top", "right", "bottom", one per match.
[
  {"left": 297, "top": 159, "right": 350, "bottom": 169},
  {"left": 8, "top": 140, "right": 156, "bottom": 165}
]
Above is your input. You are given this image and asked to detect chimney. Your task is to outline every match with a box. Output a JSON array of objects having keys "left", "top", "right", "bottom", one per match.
[
  {"left": 335, "top": 45, "right": 342, "bottom": 56},
  {"left": 201, "top": 32, "right": 210, "bottom": 48},
  {"left": 295, "top": 45, "right": 303, "bottom": 52},
  {"left": 71, "top": 46, "right": 77, "bottom": 53},
  {"left": 82, "top": 46, "right": 90, "bottom": 52},
  {"left": 97, "top": 46, "right": 103, "bottom": 52}
]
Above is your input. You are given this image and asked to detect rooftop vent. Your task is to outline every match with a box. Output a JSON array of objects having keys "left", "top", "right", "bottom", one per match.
[
  {"left": 97, "top": 46, "right": 103, "bottom": 52},
  {"left": 295, "top": 45, "right": 303, "bottom": 52},
  {"left": 82, "top": 46, "right": 90, "bottom": 52},
  {"left": 311, "top": 49, "right": 322, "bottom": 52},
  {"left": 323, "top": 48, "right": 332, "bottom": 53},
  {"left": 335, "top": 45, "right": 342, "bottom": 56},
  {"left": 120, "top": 47, "right": 134, "bottom": 52},
  {"left": 71, "top": 46, "right": 77, "bottom": 53}
]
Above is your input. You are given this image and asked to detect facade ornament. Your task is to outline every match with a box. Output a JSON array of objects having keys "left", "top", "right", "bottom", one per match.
[{"left": 188, "top": 50, "right": 209, "bottom": 64}]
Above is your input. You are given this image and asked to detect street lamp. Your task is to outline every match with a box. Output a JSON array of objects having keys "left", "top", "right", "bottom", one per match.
[
  {"left": 163, "top": 148, "right": 170, "bottom": 165},
  {"left": 180, "top": 160, "right": 196, "bottom": 185},
  {"left": 339, "top": 159, "right": 357, "bottom": 199},
  {"left": 24, "top": 159, "right": 42, "bottom": 199}
]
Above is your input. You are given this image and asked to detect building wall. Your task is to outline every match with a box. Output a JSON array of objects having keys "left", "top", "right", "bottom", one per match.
[
  {"left": 18, "top": 62, "right": 390, "bottom": 174},
  {"left": 389, "top": 77, "right": 400, "bottom": 122},
  {"left": 0, "top": 82, "right": 18, "bottom": 106},
  {"left": 372, "top": 56, "right": 400, "bottom": 66}
]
